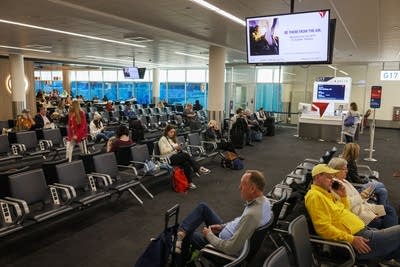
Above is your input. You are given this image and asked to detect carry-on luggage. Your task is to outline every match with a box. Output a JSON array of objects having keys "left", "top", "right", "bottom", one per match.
[{"left": 135, "top": 204, "right": 180, "bottom": 267}]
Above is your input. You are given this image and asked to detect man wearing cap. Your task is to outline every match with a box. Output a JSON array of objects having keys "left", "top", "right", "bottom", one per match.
[{"left": 305, "top": 164, "right": 400, "bottom": 266}]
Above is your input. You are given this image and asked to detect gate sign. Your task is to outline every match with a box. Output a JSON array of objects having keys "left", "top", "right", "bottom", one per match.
[{"left": 370, "top": 86, "right": 382, "bottom": 109}]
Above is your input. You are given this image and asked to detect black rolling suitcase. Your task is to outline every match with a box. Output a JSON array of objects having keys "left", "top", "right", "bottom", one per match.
[{"left": 135, "top": 204, "right": 180, "bottom": 267}]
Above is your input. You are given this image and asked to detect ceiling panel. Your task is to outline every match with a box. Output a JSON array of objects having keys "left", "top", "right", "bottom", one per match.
[{"left": 0, "top": 0, "right": 399, "bottom": 68}]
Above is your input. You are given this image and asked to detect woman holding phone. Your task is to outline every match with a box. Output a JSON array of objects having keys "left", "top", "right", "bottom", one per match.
[
  {"left": 158, "top": 125, "right": 210, "bottom": 189},
  {"left": 328, "top": 157, "right": 397, "bottom": 229}
]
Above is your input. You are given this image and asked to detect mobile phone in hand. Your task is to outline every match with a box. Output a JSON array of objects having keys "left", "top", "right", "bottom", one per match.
[{"left": 331, "top": 180, "right": 340, "bottom": 190}]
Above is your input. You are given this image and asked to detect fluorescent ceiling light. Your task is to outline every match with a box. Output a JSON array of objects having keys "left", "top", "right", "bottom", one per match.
[
  {"left": 283, "top": 72, "right": 296, "bottom": 76},
  {"left": 189, "top": 0, "right": 245, "bottom": 26},
  {"left": 85, "top": 56, "right": 162, "bottom": 67},
  {"left": 0, "top": 18, "right": 146, "bottom": 48},
  {"left": 0, "top": 45, "right": 51, "bottom": 53},
  {"left": 327, "top": 65, "right": 338, "bottom": 70},
  {"left": 339, "top": 70, "right": 349, "bottom": 75},
  {"left": 175, "top": 52, "right": 209, "bottom": 60}
]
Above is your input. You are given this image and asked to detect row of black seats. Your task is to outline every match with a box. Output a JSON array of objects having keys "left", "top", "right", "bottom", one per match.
[{"left": 0, "top": 143, "right": 171, "bottom": 238}]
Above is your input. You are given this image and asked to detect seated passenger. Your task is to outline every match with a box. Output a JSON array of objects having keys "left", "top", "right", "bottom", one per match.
[
  {"left": 305, "top": 164, "right": 400, "bottom": 265},
  {"left": 193, "top": 100, "right": 203, "bottom": 111},
  {"left": 328, "top": 157, "right": 398, "bottom": 229},
  {"left": 123, "top": 102, "right": 136, "bottom": 119},
  {"left": 183, "top": 103, "right": 201, "bottom": 130},
  {"left": 34, "top": 105, "right": 54, "bottom": 129},
  {"left": 15, "top": 109, "right": 36, "bottom": 131},
  {"left": 107, "top": 125, "right": 133, "bottom": 153},
  {"left": 89, "top": 112, "right": 114, "bottom": 143},
  {"left": 256, "top": 107, "right": 267, "bottom": 125},
  {"left": 175, "top": 170, "right": 271, "bottom": 258},
  {"left": 341, "top": 143, "right": 389, "bottom": 206},
  {"left": 158, "top": 125, "right": 210, "bottom": 189},
  {"left": 205, "top": 120, "right": 237, "bottom": 154}
]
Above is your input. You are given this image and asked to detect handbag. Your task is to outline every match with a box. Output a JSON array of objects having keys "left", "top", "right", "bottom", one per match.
[{"left": 344, "top": 115, "right": 355, "bottom": 127}]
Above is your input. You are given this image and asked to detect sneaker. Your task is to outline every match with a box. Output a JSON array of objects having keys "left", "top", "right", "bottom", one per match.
[
  {"left": 189, "top": 183, "right": 197, "bottom": 189},
  {"left": 199, "top": 167, "right": 211, "bottom": 174},
  {"left": 175, "top": 240, "right": 182, "bottom": 254},
  {"left": 379, "top": 259, "right": 400, "bottom": 267}
]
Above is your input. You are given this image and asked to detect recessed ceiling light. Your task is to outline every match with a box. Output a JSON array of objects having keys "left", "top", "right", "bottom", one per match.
[
  {"left": 0, "top": 45, "right": 51, "bottom": 53},
  {"left": 175, "top": 52, "right": 209, "bottom": 60},
  {"left": 189, "top": 0, "right": 245, "bottom": 26},
  {"left": 0, "top": 18, "right": 146, "bottom": 48}
]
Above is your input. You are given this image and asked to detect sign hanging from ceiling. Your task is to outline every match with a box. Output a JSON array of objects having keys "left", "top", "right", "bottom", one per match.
[{"left": 380, "top": 71, "right": 400, "bottom": 81}]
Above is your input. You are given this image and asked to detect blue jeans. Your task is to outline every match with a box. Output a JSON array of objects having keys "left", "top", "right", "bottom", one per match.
[
  {"left": 368, "top": 204, "right": 398, "bottom": 229},
  {"left": 356, "top": 225, "right": 400, "bottom": 260},
  {"left": 180, "top": 202, "right": 223, "bottom": 251},
  {"left": 95, "top": 131, "right": 114, "bottom": 143}
]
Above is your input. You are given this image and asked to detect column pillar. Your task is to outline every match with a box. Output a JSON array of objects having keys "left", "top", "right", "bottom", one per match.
[
  {"left": 62, "top": 69, "right": 71, "bottom": 96},
  {"left": 9, "top": 54, "right": 26, "bottom": 117},
  {"left": 208, "top": 46, "right": 226, "bottom": 124},
  {"left": 152, "top": 68, "right": 160, "bottom": 104}
]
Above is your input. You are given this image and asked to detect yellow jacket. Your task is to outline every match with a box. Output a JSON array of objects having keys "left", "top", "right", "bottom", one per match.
[{"left": 305, "top": 184, "right": 365, "bottom": 243}]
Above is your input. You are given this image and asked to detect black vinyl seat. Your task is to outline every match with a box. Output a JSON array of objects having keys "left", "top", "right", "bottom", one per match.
[
  {"left": 0, "top": 135, "right": 23, "bottom": 163},
  {"left": 42, "top": 128, "right": 66, "bottom": 160},
  {"left": 15, "top": 131, "right": 50, "bottom": 158},
  {"left": 130, "top": 144, "right": 168, "bottom": 178},
  {"left": 42, "top": 158, "right": 69, "bottom": 185},
  {"left": 55, "top": 160, "right": 111, "bottom": 206},
  {"left": 7, "top": 169, "right": 73, "bottom": 223},
  {"left": 262, "top": 246, "right": 290, "bottom": 267},
  {"left": 198, "top": 213, "right": 276, "bottom": 267},
  {"left": 0, "top": 166, "right": 30, "bottom": 198},
  {"left": 92, "top": 152, "right": 152, "bottom": 205},
  {"left": 187, "top": 132, "right": 222, "bottom": 160}
]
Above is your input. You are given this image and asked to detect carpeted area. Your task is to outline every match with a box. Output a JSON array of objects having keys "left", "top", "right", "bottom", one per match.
[{"left": 0, "top": 126, "right": 399, "bottom": 267}]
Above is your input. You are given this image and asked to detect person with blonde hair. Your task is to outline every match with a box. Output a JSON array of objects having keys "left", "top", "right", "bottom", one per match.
[
  {"left": 205, "top": 120, "right": 237, "bottom": 154},
  {"left": 15, "top": 109, "right": 36, "bottom": 131},
  {"left": 341, "top": 143, "right": 389, "bottom": 206},
  {"left": 66, "top": 100, "right": 88, "bottom": 162}
]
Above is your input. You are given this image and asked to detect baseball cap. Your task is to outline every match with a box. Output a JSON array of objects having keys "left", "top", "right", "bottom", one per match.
[{"left": 312, "top": 164, "right": 339, "bottom": 177}]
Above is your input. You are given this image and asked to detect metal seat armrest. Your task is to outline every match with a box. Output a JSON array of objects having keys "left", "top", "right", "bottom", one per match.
[
  {"left": 117, "top": 164, "right": 139, "bottom": 176},
  {"left": 303, "top": 158, "right": 320, "bottom": 164},
  {"left": 200, "top": 245, "right": 237, "bottom": 262},
  {"left": 186, "top": 144, "right": 205, "bottom": 154},
  {"left": 11, "top": 144, "right": 26, "bottom": 154},
  {"left": 53, "top": 183, "right": 77, "bottom": 198},
  {"left": 39, "top": 139, "right": 53, "bottom": 150},
  {"left": 87, "top": 174, "right": 110, "bottom": 188},
  {"left": 4, "top": 197, "right": 30, "bottom": 215},
  {"left": 48, "top": 185, "right": 72, "bottom": 205},
  {"left": 201, "top": 141, "right": 217, "bottom": 150},
  {"left": 310, "top": 235, "right": 355, "bottom": 267},
  {"left": 0, "top": 199, "right": 24, "bottom": 223},
  {"left": 91, "top": 172, "right": 113, "bottom": 185}
]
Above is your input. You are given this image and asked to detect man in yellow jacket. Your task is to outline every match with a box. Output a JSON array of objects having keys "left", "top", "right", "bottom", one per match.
[{"left": 305, "top": 164, "right": 400, "bottom": 266}]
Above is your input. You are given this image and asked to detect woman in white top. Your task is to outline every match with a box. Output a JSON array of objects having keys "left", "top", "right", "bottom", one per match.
[
  {"left": 328, "top": 157, "right": 398, "bottom": 229},
  {"left": 158, "top": 125, "right": 210, "bottom": 189},
  {"left": 89, "top": 112, "right": 114, "bottom": 143}
]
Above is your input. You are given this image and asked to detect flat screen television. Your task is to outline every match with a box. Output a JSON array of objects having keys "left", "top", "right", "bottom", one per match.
[
  {"left": 246, "top": 10, "right": 332, "bottom": 65},
  {"left": 123, "top": 67, "right": 139, "bottom": 79},
  {"left": 138, "top": 68, "right": 146, "bottom": 79},
  {"left": 316, "top": 84, "right": 345, "bottom": 100}
]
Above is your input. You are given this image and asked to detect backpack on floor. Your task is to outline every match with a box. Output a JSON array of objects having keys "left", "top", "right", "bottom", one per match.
[
  {"left": 220, "top": 152, "right": 243, "bottom": 170},
  {"left": 171, "top": 167, "right": 189, "bottom": 193}
]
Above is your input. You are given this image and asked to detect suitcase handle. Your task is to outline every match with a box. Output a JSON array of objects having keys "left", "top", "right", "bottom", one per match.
[{"left": 165, "top": 204, "right": 179, "bottom": 229}]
